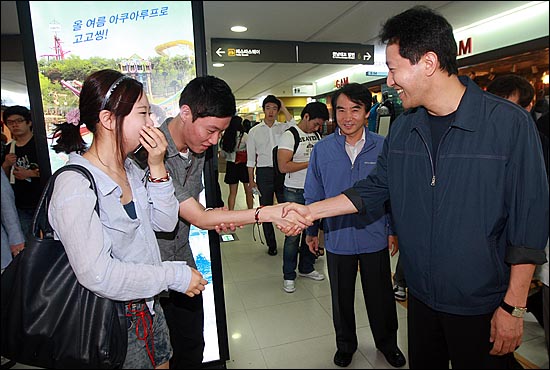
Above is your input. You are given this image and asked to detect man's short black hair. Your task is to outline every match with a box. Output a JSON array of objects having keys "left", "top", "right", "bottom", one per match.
[
  {"left": 301, "top": 101, "right": 329, "bottom": 121},
  {"left": 331, "top": 83, "right": 372, "bottom": 123},
  {"left": 3, "top": 105, "right": 31, "bottom": 123},
  {"left": 379, "top": 5, "right": 458, "bottom": 75},
  {"left": 262, "top": 95, "right": 281, "bottom": 110},
  {"left": 178, "top": 75, "right": 236, "bottom": 121},
  {"left": 486, "top": 74, "right": 535, "bottom": 109}
]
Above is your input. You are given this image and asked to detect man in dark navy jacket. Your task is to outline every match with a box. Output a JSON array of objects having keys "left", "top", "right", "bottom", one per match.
[{"left": 283, "top": 6, "right": 548, "bottom": 369}]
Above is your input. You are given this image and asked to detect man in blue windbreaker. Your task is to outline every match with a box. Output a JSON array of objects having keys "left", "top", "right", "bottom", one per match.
[
  {"left": 283, "top": 6, "right": 548, "bottom": 369},
  {"left": 304, "top": 83, "right": 405, "bottom": 368}
]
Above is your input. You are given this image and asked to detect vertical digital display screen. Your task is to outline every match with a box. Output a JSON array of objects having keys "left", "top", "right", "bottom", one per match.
[{"left": 25, "top": 1, "right": 225, "bottom": 365}]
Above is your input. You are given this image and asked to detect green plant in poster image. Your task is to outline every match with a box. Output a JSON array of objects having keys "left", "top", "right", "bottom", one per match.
[{"left": 30, "top": 1, "right": 197, "bottom": 132}]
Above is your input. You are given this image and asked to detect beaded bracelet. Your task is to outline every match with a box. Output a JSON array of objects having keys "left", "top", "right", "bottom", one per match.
[
  {"left": 255, "top": 205, "right": 265, "bottom": 225},
  {"left": 148, "top": 172, "right": 170, "bottom": 183}
]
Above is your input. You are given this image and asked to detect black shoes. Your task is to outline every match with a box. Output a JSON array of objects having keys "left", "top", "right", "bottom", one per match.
[
  {"left": 267, "top": 247, "right": 277, "bottom": 256},
  {"left": 333, "top": 347, "right": 405, "bottom": 368},
  {"left": 380, "top": 347, "right": 406, "bottom": 368},
  {"left": 333, "top": 350, "right": 354, "bottom": 367}
]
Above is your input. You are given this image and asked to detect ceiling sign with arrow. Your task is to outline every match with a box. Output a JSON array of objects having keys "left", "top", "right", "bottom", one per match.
[
  {"left": 211, "top": 38, "right": 374, "bottom": 65},
  {"left": 298, "top": 42, "right": 373, "bottom": 65},
  {"left": 212, "top": 38, "right": 296, "bottom": 63}
]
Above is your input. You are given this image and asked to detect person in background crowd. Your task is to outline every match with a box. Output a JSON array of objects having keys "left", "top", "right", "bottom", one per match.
[
  {"left": 531, "top": 88, "right": 549, "bottom": 122},
  {"left": 49, "top": 69, "right": 208, "bottom": 369},
  {"left": 378, "top": 91, "right": 396, "bottom": 124},
  {"left": 1, "top": 105, "right": 8, "bottom": 145},
  {"left": 537, "top": 111, "right": 549, "bottom": 139},
  {"left": 1, "top": 105, "right": 44, "bottom": 237},
  {"left": 1, "top": 169, "right": 25, "bottom": 272},
  {"left": 278, "top": 101, "right": 329, "bottom": 294},
  {"left": 486, "top": 74, "right": 535, "bottom": 111},
  {"left": 304, "top": 83, "right": 404, "bottom": 368},
  {"left": 0, "top": 155, "right": 24, "bottom": 369},
  {"left": 154, "top": 76, "right": 309, "bottom": 368},
  {"left": 487, "top": 74, "right": 550, "bottom": 358},
  {"left": 242, "top": 118, "right": 252, "bottom": 133},
  {"left": 367, "top": 95, "right": 379, "bottom": 132},
  {"left": 220, "top": 115, "right": 253, "bottom": 210},
  {"left": 486, "top": 73, "right": 549, "bottom": 333},
  {"left": 486, "top": 74, "right": 548, "bottom": 181},
  {"left": 283, "top": 6, "right": 548, "bottom": 369},
  {"left": 246, "top": 95, "right": 296, "bottom": 256},
  {"left": 535, "top": 109, "right": 550, "bottom": 359}
]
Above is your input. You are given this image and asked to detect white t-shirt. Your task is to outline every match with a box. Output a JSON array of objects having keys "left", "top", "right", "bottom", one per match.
[{"left": 278, "top": 126, "right": 320, "bottom": 189}]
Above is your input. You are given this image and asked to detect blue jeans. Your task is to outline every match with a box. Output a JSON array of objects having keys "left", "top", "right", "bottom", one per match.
[
  {"left": 123, "top": 300, "right": 172, "bottom": 369},
  {"left": 283, "top": 187, "right": 316, "bottom": 280},
  {"left": 17, "top": 207, "right": 34, "bottom": 238}
]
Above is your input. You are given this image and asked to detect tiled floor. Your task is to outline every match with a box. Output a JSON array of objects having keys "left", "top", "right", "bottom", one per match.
[
  {"left": 7, "top": 175, "right": 548, "bottom": 369},
  {"left": 218, "top": 176, "right": 549, "bottom": 369}
]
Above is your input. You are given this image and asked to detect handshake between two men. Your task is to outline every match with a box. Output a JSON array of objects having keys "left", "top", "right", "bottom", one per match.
[
  {"left": 265, "top": 194, "right": 358, "bottom": 255},
  {"left": 211, "top": 194, "right": 357, "bottom": 256}
]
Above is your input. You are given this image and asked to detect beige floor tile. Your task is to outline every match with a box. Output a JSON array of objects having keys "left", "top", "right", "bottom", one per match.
[{"left": 246, "top": 298, "right": 334, "bottom": 348}]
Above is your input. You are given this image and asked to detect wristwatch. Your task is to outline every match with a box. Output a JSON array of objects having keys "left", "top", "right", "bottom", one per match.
[{"left": 500, "top": 301, "right": 527, "bottom": 318}]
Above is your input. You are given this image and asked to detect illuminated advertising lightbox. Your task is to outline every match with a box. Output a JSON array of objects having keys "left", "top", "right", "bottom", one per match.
[
  {"left": 23, "top": 1, "right": 227, "bottom": 366},
  {"left": 27, "top": 1, "right": 196, "bottom": 170}
]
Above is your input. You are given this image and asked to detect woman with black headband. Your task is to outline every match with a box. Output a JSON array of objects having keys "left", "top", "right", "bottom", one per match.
[{"left": 49, "top": 69, "right": 205, "bottom": 369}]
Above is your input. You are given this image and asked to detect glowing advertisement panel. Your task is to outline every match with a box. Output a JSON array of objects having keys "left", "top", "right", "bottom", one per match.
[
  {"left": 26, "top": 1, "right": 195, "bottom": 170},
  {"left": 24, "top": 1, "right": 226, "bottom": 365}
]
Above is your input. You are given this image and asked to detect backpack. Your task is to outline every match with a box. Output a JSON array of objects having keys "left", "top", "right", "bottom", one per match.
[{"left": 272, "top": 126, "right": 321, "bottom": 176}]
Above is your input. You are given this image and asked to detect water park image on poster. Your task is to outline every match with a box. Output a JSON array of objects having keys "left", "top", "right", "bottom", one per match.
[
  {"left": 27, "top": 1, "right": 223, "bottom": 364},
  {"left": 28, "top": 1, "right": 196, "bottom": 171}
]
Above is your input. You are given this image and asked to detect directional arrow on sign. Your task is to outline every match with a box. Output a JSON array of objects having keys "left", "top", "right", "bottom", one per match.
[{"left": 212, "top": 38, "right": 373, "bottom": 64}]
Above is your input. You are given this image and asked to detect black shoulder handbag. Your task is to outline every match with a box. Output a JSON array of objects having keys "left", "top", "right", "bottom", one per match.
[{"left": 1, "top": 164, "right": 127, "bottom": 369}]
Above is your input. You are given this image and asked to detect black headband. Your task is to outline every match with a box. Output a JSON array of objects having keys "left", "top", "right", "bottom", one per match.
[{"left": 100, "top": 75, "right": 133, "bottom": 111}]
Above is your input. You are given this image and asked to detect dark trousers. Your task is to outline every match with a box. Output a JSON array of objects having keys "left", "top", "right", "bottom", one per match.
[
  {"left": 327, "top": 248, "right": 398, "bottom": 354},
  {"left": 544, "top": 284, "right": 549, "bottom": 355},
  {"left": 159, "top": 290, "right": 205, "bottom": 369},
  {"left": 255, "top": 167, "right": 285, "bottom": 249},
  {"left": 393, "top": 254, "right": 407, "bottom": 287},
  {"left": 408, "top": 294, "right": 522, "bottom": 369}
]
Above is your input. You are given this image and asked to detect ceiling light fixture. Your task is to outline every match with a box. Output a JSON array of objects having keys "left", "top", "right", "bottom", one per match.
[
  {"left": 231, "top": 25, "right": 247, "bottom": 33},
  {"left": 213, "top": 63, "right": 224, "bottom": 68}
]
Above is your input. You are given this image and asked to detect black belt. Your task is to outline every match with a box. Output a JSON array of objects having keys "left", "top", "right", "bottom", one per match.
[{"left": 285, "top": 187, "right": 303, "bottom": 193}]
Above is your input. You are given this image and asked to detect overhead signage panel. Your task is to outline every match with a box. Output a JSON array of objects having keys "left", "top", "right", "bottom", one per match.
[
  {"left": 211, "top": 38, "right": 297, "bottom": 63},
  {"left": 212, "top": 38, "right": 374, "bottom": 65},
  {"left": 299, "top": 42, "right": 374, "bottom": 65}
]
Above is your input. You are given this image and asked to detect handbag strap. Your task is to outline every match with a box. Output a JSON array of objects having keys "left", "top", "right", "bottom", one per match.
[
  {"left": 32, "top": 164, "right": 99, "bottom": 239},
  {"left": 236, "top": 132, "right": 244, "bottom": 152}
]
